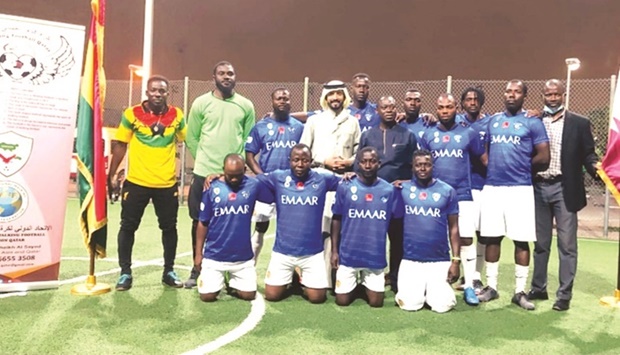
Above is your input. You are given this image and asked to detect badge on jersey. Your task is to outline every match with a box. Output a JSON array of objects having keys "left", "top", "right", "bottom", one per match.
[
  {"left": 454, "top": 135, "right": 462, "bottom": 143},
  {"left": 419, "top": 192, "right": 427, "bottom": 200},
  {"left": 296, "top": 181, "right": 304, "bottom": 190},
  {"left": 442, "top": 135, "right": 450, "bottom": 143},
  {"left": 502, "top": 121, "right": 510, "bottom": 129},
  {"left": 278, "top": 126, "right": 285, "bottom": 134},
  {"left": 228, "top": 192, "right": 237, "bottom": 201},
  {"left": 432, "top": 193, "right": 441, "bottom": 202},
  {"left": 365, "top": 193, "right": 373, "bottom": 202}
]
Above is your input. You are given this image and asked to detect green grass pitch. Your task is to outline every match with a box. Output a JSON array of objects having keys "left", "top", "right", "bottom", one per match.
[{"left": 1, "top": 199, "right": 619, "bottom": 354}]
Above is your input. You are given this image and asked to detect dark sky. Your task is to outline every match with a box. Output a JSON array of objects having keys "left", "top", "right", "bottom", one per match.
[{"left": 2, "top": 0, "right": 619, "bottom": 81}]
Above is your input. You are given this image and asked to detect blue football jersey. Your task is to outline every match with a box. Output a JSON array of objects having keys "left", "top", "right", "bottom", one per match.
[
  {"left": 257, "top": 169, "right": 340, "bottom": 257},
  {"left": 457, "top": 114, "right": 492, "bottom": 190},
  {"left": 486, "top": 111, "right": 549, "bottom": 186},
  {"left": 395, "top": 179, "right": 459, "bottom": 262},
  {"left": 198, "top": 177, "right": 261, "bottom": 262},
  {"left": 245, "top": 116, "right": 304, "bottom": 172},
  {"left": 349, "top": 101, "right": 380, "bottom": 133},
  {"left": 332, "top": 178, "right": 402, "bottom": 269},
  {"left": 419, "top": 124, "right": 484, "bottom": 201},
  {"left": 400, "top": 119, "right": 429, "bottom": 148}
]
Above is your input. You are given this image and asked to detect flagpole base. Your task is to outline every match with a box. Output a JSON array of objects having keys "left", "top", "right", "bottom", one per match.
[
  {"left": 70, "top": 275, "right": 111, "bottom": 296},
  {"left": 599, "top": 290, "right": 620, "bottom": 308}
]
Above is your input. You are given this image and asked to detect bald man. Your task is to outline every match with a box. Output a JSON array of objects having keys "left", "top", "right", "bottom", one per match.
[
  {"left": 528, "top": 79, "right": 599, "bottom": 311},
  {"left": 194, "top": 154, "right": 266, "bottom": 302}
]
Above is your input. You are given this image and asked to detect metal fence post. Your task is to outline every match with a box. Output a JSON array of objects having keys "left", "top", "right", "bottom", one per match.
[
  {"left": 446, "top": 75, "right": 452, "bottom": 94},
  {"left": 303, "top": 77, "right": 309, "bottom": 112}
]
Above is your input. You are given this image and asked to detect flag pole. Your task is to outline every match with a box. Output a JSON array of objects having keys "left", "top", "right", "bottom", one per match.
[{"left": 71, "top": 242, "right": 111, "bottom": 295}]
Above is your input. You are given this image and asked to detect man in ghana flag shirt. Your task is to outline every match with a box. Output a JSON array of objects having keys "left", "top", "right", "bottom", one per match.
[
  {"left": 478, "top": 80, "right": 550, "bottom": 310},
  {"left": 330, "top": 146, "right": 403, "bottom": 307},
  {"left": 257, "top": 144, "right": 341, "bottom": 304},
  {"left": 194, "top": 154, "right": 268, "bottom": 302},
  {"left": 418, "top": 93, "right": 485, "bottom": 306},
  {"left": 245, "top": 88, "right": 304, "bottom": 265},
  {"left": 393, "top": 149, "right": 461, "bottom": 313},
  {"left": 107, "top": 75, "right": 186, "bottom": 291}
]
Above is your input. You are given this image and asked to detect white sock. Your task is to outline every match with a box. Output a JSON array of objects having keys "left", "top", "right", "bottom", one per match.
[
  {"left": 460, "top": 244, "right": 476, "bottom": 288},
  {"left": 515, "top": 264, "right": 529, "bottom": 294},
  {"left": 474, "top": 241, "right": 485, "bottom": 280},
  {"left": 251, "top": 231, "right": 264, "bottom": 265},
  {"left": 324, "top": 237, "right": 332, "bottom": 288},
  {"left": 486, "top": 261, "right": 499, "bottom": 290}
]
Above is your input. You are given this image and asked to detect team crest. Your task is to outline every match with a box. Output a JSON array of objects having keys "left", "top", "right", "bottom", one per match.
[
  {"left": 267, "top": 123, "right": 273, "bottom": 129},
  {"left": 454, "top": 135, "right": 462, "bottom": 143},
  {"left": 409, "top": 186, "right": 416, "bottom": 192},
  {"left": 0, "top": 29, "right": 76, "bottom": 85},
  {"left": 493, "top": 122, "right": 499, "bottom": 128},
  {"left": 432, "top": 193, "right": 441, "bottom": 202},
  {"left": 241, "top": 191, "right": 249, "bottom": 198},
  {"left": 419, "top": 192, "right": 427, "bottom": 200},
  {"left": 381, "top": 196, "right": 388, "bottom": 203},
  {"left": 479, "top": 132, "right": 486, "bottom": 140},
  {"left": 365, "top": 113, "right": 372, "bottom": 121},
  {"left": 514, "top": 123, "right": 523, "bottom": 130},
  {"left": 0, "top": 131, "right": 33, "bottom": 177},
  {"left": 312, "top": 183, "right": 319, "bottom": 190},
  {"left": 246, "top": 136, "right": 253, "bottom": 144},
  {"left": 351, "top": 186, "right": 357, "bottom": 193},
  {"left": 288, "top": 127, "right": 296, "bottom": 132},
  {"left": 213, "top": 187, "right": 220, "bottom": 195},
  {"left": 419, "top": 131, "right": 424, "bottom": 138}
]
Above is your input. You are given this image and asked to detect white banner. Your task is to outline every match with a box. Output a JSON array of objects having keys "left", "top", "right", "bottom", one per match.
[{"left": 0, "top": 14, "right": 85, "bottom": 292}]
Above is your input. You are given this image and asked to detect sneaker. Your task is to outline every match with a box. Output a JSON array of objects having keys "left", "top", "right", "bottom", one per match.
[
  {"left": 455, "top": 277, "right": 466, "bottom": 291},
  {"left": 472, "top": 279, "right": 484, "bottom": 294},
  {"left": 463, "top": 287, "right": 480, "bottom": 306},
  {"left": 162, "top": 271, "right": 183, "bottom": 288},
  {"left": 478, "top": 286, "right": 499, "bottom": 302},
  {"left": 116, "top": 274, "right": 133, "bottom": 291},
  {"left": 512, "top": 291, "right": 535, "bottom": 310},
  {"left": 527, "top": 289, "right": 549, "bottom": 300},
  {"left": 184, "top": 268, "right": 200, "bottom": 289}
]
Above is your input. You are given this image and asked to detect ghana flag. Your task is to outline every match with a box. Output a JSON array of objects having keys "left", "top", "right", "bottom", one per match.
[{"left": 76, "top": 0, "right": 107, "bottom": 258}]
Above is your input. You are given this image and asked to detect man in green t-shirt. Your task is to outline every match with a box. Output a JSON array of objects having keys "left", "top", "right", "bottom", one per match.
[{"left": 185, "top": 61, "right": 256, "bottom": 288}]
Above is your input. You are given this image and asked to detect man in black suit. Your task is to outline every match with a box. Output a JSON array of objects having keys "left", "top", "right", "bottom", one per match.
[{"left": 528, "top": 79, "right": 600, "bottom": 311}]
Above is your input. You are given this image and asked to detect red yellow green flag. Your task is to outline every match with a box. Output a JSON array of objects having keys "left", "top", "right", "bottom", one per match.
[{"left": 76, "top": 0, "right": 107, "bottom": 258}]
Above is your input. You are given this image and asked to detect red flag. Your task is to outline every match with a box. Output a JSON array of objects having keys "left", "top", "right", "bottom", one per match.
[
  {"left": 598, "top": 71, "right": 620, "bottom": 204},
  {"left": 76, "top": 0, "right": 107, "bottom": 258}
]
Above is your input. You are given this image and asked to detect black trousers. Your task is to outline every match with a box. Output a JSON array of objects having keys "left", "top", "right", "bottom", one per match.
[
  {"left": 188, "top": 174, "right": 206, "bottom": 264},
  {"left": 117, "top": 180, "right": 179, "bottom": 275}
]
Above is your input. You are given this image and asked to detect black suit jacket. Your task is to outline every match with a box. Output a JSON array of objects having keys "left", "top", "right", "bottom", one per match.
[{"left": 560, "top": 111, "right": 599, "bottom": 212}]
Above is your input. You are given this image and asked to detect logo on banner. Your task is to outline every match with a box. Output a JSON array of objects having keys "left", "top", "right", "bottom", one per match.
[
  {"left": 0, "top": 29, "right": 76, "bottom": 85},
  {"left": 0, "top": 131, "right": 33, "bottom": 177},
  {"left": 0, "top": 181, "right": 28, "bottom": 222}
]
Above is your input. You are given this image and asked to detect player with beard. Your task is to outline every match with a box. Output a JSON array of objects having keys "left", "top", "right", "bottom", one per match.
[
  {"left": 194, "top": 154, "right": 266, "bottom": 302},
  {"left": 185, "top": 61, "right": 256, "bottom": 288},
  {"left": 418, "top": 93, "right": 485, "bottom": 306},
  {"left": 108, "top": 75, "right": 186, "bottom": 291},
  {"left": 394, "top": 149, "right": 461, "bottom": 313},
  {"left": 245, "top": 88, "right": 304, "bottom": 264},
  {"left": 400, "top": 89, "right": 429, "bottom": 142},
  {"left": 478, "top": 80, "right": 550, "bottom": 310},
  {"left": 300, "top": 80, "right": 361, "bottom": 289},
  {"left": 257, "top": 144, "right": 341, "bottom": 303},
  {"left": 330, "top": 147, "right": 402, "bottom": 307}
]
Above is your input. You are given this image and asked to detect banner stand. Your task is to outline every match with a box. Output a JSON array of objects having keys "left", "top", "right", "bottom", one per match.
[{"left": 70, "top": 242, "right": 110, "bottom": 296}]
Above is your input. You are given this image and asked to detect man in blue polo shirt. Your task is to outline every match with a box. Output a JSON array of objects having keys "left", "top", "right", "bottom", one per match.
[
  {"left": 394, "top": 149, "right": 461, "bottom": 313},
  {"left": 478, "top": 80, "right": 550, "bottom": 311},
  {"left": 358, "top": 95, "right": 416, "bottom": 291},
  {"left": 245, "top": 88, "right": 304, "bottom": 264},
  {"left": 330, "top": 147, "right": 402, "bottom": 307},
  {"left": 194, "top": 154, "right": 265, "bottom": 302},
  {"left": 419, "top": 93, "right": 485, "bottom": 306},
  {"left": 257, "top": 144, "right": 341, "bottom": 304}
]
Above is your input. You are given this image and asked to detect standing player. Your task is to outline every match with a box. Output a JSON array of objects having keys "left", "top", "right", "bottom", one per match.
[
  {"left": 394, "top": 149, "right": 461, "bottom": 313},
  {"left": 455, "top": 87, "right": 491, "bottom": 291},
  {"left": 245, "top": 88, "right": 304, "bottom": 263},
  {"left": 108, "top": 75, "right": 186, "bottom": 291},
  {"left": 185, "top": 61, "right": 255, "bottom": 288},
  {"left": 418, "top": 93, "right": 484, "bottom": 306},
  {"left": 400, "top": 89, "right": 427, "bottom": 141},
  {"left": 257, "top": 144, "right": 341, "bottom": 304},
  {"left": 478, "top": 80, "right": 550, "bottom": 310},
  {"left": 194, "top": 154, "right": 264, "bottom": 302},
  {"left": 330, "top": 147, "right": 402, "bottom": 307}
]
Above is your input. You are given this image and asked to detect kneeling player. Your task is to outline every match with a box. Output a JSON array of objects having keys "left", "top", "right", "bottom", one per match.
[
  {"left": 194, "top": 154, "right": 264, "bottom": 302},
  {"left": 395, "top": 149, "right": 461, "bottom": 313},
  {"left": 330, "top": 147, "right": 402, "bottom": 307},
  {"left": 257, "top": 144, "right": 341, "bottom": 304}
]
